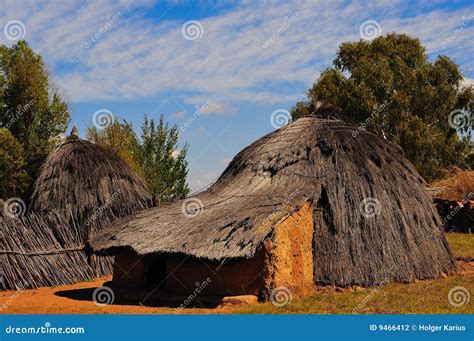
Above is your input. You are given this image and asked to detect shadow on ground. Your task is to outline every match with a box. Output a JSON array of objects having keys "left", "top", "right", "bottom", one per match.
[{"left": 55, "top": 287, "right": 222, "bottom": 309}]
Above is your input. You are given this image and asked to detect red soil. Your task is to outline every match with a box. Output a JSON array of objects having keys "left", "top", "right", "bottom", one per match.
[
  {"left": 0, "top": 276, "right": 232, "bottom": 314},
  {"left": 2, "top": 261, "right": 473, "bottom": 314}
]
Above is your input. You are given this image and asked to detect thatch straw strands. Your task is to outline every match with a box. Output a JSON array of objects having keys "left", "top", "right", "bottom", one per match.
[
  {"left": 30, "top": 136, "right": 152, "bottom": 240},
  {"left": 2, "top": 133, "right": 152, "bottom": 290},
  {"left": 0, "top": 211, "right": 105, "bottom": 290},
  {"left": 90, "top": 116, "right": 456, "bottom": 287}
]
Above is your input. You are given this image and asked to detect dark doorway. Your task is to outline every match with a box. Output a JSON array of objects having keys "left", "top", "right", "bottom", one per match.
[{"left": 144, "top": 260, "right": 167, "bottom": 288}]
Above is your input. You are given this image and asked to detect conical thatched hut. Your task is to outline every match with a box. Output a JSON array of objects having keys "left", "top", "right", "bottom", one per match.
[
  {"left": 30, "top": 128, "right": 152, "bottom": 236},
  {"left": 19, "top": 128, "right": 153, "bottom": 283},
  {"left": 90, "top": 116, "right": 455, "bottom": 301}
]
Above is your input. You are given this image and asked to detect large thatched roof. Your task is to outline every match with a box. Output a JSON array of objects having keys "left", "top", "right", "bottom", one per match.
[
  {"left": 30, "top": 132, "right": 152, "bottom": 238},
  {"left": 90, "top": 116, "right": 455, "bottom": 286}
]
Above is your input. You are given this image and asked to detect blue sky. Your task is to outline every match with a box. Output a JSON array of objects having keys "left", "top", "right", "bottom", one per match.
[{"left": 1, "top": 0, "right": 473, "bottom": 192}]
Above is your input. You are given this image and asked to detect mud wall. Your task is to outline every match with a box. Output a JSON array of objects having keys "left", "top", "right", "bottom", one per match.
[
  {"left": 111, "top": 202, "right": 314, "bottom": 298},
  {"left": 263, "top": 201, "right": 314, "bottom": 294}
]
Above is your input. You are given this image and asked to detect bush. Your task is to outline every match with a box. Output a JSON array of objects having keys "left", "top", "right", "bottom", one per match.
[
  {"left": 432, "top": 168, "right": 474, "bottom": 201},
  {"left": 0, "top": 128, "right": 29, "bottom": 198}
]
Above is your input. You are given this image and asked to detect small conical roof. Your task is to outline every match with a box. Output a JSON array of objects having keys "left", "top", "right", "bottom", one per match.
[
  {"left": 30, "top": 137, "right": 152, "bottom": 236},
  {"left": 68, "top": 126, "right": 79, "bottom": 140}
]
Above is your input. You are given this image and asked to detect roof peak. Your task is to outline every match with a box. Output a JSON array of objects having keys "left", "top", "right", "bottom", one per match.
[{"left": 68, "top": 126, "right": 79, "bottom": 140}]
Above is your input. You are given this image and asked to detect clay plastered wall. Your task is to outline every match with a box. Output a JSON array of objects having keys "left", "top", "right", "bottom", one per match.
[
  {"left": 112, "top": 249, "right": 145, "bottom": 288},
  {"left": 166, "top": 252, "right": 266, "bottom": 296},
  {"left": 110, "top": 202, "right": 313, "bottom": 297},
  {"left": 263, "top": 201, "right": 314, "bottom": 293}
]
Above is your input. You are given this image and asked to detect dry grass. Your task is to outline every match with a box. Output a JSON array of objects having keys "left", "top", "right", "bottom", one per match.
[
  {"left": 233, "top": 274, "right": 473, "bottom": 314},
  {"left": 432, "top": 168, "right": 474, "bottom": 201},
  {"left": 234, "top": 232, "right": 474, "bottom": 314},
  {"left": 445, "top": 232, "right": 474, "bottom": 260}
]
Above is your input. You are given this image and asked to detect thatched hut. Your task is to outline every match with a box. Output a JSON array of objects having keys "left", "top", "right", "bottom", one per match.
[
  {"left": 21, "top": 127, "right": 153, "bottom": 282},
  {"left": 90, "top": 116, "right": 455, "bottom": 301},
  {"left": 30, "top": 127, "right": 152, "bottom": 236}
]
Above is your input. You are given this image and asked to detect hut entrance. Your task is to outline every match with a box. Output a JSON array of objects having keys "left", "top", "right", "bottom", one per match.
[{"left": 144, "top": 260, "right": 167, "bottom": 288}]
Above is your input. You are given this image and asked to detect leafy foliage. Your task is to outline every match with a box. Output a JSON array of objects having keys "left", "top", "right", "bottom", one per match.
[
  {"left": 86, "top": 115, "right": 190, "bottom": 206},
  {"left": 0, "top": 128, "right": 29, "bottom": 198},
  {"left": 292, "top": 34, "right": 473, "bottom": 180},
  {"left": 134, "top": 115, "right": 190, "bottom": 205},
  {"left": 0, "top": 40, "right": 69, "bottom": 196},
  {"left": 87, "top": 120, "right": 142, "bottom": 176}
]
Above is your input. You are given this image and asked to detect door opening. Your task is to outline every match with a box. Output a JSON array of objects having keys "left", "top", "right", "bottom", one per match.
[{"left": 144, "top": 260, "right": 167, "bottom": 288}]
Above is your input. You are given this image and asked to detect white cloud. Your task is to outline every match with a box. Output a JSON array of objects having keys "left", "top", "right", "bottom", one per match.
[
  {"left": 188, "top": 171, "right": 217, "bottom": 193},
  {"left": 172, "top": 149, "right": 180, "bottom": 158},
  {"left": 201, "top": 102, "right": 226, "bottom": 114},
  {"left": 462, "top": 77, "right": 474, "bottom": 87},
  {"left": 220, "top": 158, "right": 232, "bottom": 167},
  {"left": 1, "top": 0, "right": 472, "bottom": 108},
  {"left": 171, "top": 110, "right": 187, "bottom": 119}
]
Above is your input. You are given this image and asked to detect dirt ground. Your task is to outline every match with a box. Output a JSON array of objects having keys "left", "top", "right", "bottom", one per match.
[
  {"left": 1, "top": 261, "right": 472, "bottom": 314},
  {"left": 0, "top": 276, "right": 232, "bottom": 314}
]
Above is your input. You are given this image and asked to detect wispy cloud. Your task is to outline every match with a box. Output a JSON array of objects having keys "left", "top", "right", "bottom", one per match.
[
  {"left": 1, "top": 0, "right": 472, "bottom": 109},
  {"left": 1, "top": 0, "right": 472, "bottom": 192},
  {"left": 171, "top": 110, "right": 187, "bottom": 119}
]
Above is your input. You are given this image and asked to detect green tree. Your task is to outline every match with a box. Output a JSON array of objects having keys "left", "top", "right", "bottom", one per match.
[
  {"left": 135, "top": 115, "right": 190, "bottom": 206},
  {"left": 0, "top": 128, "right": 29, "bottom": 198},
  {"left": 0, "top": 40, "right": 69, "bottom": 182},
  {"left": 292, "top": 33, "right": 473, "bottom": 180},
  {"left": 87, "top": 120, "right": 142, "bottom": 176},
  {"left": 86, "top": 115, "right": 190, "bottom": 206}
]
